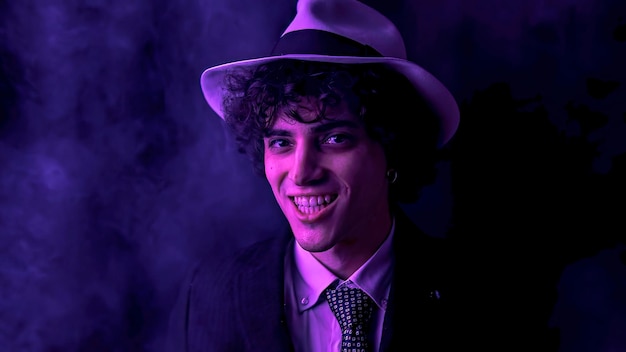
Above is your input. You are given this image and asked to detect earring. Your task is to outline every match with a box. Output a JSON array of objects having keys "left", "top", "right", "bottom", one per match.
[{"left": 386, "top": 169, "right": 398, "bottom": 184}]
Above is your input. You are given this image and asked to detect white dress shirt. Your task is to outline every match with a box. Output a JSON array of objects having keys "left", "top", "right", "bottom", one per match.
[{"left": 284, "top": 218, "right": 395, "bottom": 352}]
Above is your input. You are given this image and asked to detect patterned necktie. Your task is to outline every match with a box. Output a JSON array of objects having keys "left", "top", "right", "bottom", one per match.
[{"left": 325, "top": 286, "right": 375, "bottom": 352}]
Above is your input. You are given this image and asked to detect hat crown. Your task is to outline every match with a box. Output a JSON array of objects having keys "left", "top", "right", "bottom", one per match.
[
  {"left": 282, "top": 0, "right": 407, "bottom": 59},
  {"left": 200, "top": 0, "right": 460, "bottom": 146}
]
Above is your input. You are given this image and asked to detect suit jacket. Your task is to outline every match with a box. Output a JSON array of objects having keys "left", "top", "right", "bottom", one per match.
[{"left": 165, "top": 208, "right": 559, "bottom": 351}]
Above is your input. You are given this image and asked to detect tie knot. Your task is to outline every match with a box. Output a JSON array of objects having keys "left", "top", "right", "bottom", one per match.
[{"left": 325, "top": 286, "right": 375, "bottom": 351}]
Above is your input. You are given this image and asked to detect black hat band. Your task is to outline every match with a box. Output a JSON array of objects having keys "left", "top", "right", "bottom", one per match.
[{"left": 271, "top": 29, "right": 383, "bottom": 57}]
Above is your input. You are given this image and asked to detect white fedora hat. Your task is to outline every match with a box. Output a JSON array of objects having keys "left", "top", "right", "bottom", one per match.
[{"left": 200, "top": 0, "right": 460, "bottom": 145}]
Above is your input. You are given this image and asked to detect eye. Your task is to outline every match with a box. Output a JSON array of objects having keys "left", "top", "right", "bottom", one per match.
[
  {"left": 323, "top": 133, "right": 351, "bottom": 144},
  {"left": 267, "top": 138, "right": 291, "bottom": 149}
]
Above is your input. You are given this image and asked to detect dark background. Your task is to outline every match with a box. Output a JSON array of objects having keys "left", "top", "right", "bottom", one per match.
[{"left": 1, "top": 0, "right": 625, "bottom": 351}]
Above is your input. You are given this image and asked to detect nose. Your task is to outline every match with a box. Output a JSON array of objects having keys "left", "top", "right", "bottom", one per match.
[{"left": 289, "top": 142, "right": 323, "bottom": 186}]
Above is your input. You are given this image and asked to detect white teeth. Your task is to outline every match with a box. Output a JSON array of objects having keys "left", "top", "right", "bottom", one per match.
[
  {"left": 300, "top": 205, "right": 322, "bottom": 214},
  {"left": 293, "top": 195, "right": 335, "bottom": 206}
]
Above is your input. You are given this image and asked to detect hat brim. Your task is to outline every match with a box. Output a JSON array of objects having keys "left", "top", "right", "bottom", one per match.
[{"left": 200, "top": 54, "right": 460, "bottom": 145}]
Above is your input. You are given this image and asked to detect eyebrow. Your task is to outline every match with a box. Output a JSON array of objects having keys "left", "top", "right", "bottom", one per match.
[{"left": 264, "top": 120, "right": 360, "bottom": 138}]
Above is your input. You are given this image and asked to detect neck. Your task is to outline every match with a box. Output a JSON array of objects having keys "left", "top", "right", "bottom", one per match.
[{"left": 313, "top": 209, "right": 393, "bottom": 280}]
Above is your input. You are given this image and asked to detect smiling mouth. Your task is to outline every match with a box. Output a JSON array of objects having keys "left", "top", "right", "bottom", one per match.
[{"left": 290, "top": 194, "right": 338, "bottom": 214}]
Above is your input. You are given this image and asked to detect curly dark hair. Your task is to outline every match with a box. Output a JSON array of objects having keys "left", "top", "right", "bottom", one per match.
[{"left": 221, "top": 59, "right": 441, "bottom": 203}]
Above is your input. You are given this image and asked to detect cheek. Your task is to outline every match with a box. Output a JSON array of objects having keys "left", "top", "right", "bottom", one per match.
[
  {"left": 355, "top": 148, "right": 388, "bottom": 187},
  {"left": 264, "top": 156, "right": 282, "bottom": 188},
  {"left": 264, "top": 162, "right": 275, "bottom": 181},
  {"left": 263, "top": 151, "right": 272, "bottom": 173},
  {"left": 355, "top": 145, "right": 387, "bottom": 172}
]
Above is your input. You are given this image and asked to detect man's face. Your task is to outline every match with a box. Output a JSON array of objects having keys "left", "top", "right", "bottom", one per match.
[{"left": 263, "top": 98, "right": 391, "bottom": 254}]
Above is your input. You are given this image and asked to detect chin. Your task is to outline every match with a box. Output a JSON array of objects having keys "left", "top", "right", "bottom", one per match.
[
  {"left": 297, "top": 240, "right": 333, "bottom": 253},
  {"left": 293, "top": 229, "right": 334, "bottom": 252}
]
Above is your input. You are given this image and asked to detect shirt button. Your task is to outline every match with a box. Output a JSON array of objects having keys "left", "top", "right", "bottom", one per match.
[
  {"left": 429, "top": 290, "right": 441, "bottom": 300},
  {"left": 301, "top": 297, "right": 309, "bottom": 305}
]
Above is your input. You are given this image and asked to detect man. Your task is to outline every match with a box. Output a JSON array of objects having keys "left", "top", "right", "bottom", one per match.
[{"left": 166, "top": 0, "right": 465, "bottom": 350}]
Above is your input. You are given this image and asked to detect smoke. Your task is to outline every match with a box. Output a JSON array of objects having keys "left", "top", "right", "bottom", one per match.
[{"left": 0, "top": 0, "right": 290, "bottom": 350}]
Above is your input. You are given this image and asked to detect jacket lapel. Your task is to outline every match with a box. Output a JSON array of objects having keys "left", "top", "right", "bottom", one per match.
[
  {"left": 234, "top": 234, "right": 294, "bottom": 351},
  {"left": 380, "top": 209, "right": 454, "bottom": 351}
]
